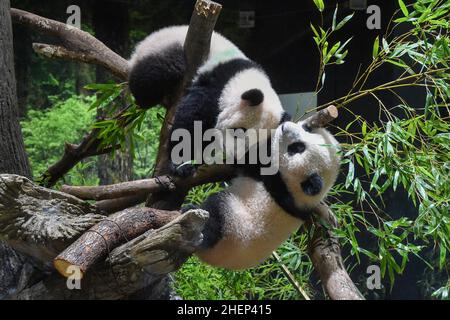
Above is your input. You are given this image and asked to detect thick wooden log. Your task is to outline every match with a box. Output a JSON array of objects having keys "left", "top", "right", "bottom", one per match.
[
  {"left": 0, "top": 174, "right": 105, "bottom": 262},
  {"left": 108, "top": 209, "right": 208, "bottom": 277},
  {"left": 54, "top": 208, "right": 179, "bottom": 278}
]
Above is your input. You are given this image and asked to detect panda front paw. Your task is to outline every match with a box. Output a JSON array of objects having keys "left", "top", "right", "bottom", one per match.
[{"left": 169, "top": 161, "right": 198, "bottom": 178}]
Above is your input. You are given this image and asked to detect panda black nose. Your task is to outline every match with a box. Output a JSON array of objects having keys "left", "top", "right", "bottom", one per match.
[
  {"left": 281, "top": 123, "right": 285, "bottom": 133},
  {"left": 241, "top": 89, "right": 264, "bottom": 106}
]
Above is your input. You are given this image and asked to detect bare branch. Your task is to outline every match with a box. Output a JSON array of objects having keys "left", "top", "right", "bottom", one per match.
[
  {"left": 61, "top": 164, "right": 234, "bottom": 201},
  {"left": 308, "top": 204, "right": 365, "bottom": 300},
  {"left": 95, "top": 194, "right": 149, "bottom": 214},
  {"left": 11, "top": 8, "right": 129, "bottom": 79}
]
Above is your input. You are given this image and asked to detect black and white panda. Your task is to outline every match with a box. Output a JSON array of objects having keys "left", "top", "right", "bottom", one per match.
[
  {"left": 128, "top": 25, "right": 290, "bottom": 176},
  {"left": 191, "top": 120, "right": 341, "bottom": 270}
]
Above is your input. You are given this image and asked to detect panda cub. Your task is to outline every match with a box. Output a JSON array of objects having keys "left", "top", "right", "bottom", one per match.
[
  {"left": 128, "top": 26, "right": 290, "bottom": 176},
  {"left": 193, "top": 120, "right": 341, "bottom": 270}
]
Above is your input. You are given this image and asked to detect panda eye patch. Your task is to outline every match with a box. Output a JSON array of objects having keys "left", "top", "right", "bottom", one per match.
[
  {"left": 302, "top": 123, "right": 313, "bottom": 133},
  {"left": 287, "top": 141, "right": 306, "bottom": 155}
]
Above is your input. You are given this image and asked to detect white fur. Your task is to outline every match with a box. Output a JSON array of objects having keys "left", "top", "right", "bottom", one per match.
[
  {"left": 216, "top": 69, "right": 284, "bottom": 131},
  {"left": 196, "top": 177, "right": 303, "bottom": 270},
  {"left": 196, "top": 120, "right": 341, "bottom": 270},
  {"left": 129, "top": 25, "right": 284, "bottom": 133},
  {"left": 277, "top": 121, "right": 341, "bottom": 209},
  {"left": 129, "top": 25, "right": 247, "bottom": 74}
]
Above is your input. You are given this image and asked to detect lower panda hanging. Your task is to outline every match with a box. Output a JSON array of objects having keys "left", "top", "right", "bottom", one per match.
[{"left": 189, "top": 120, "right": 341, "bottom": 270}]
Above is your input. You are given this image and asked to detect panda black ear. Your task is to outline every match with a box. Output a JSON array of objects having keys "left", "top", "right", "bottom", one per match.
[
  {"left": 301, "top": 173, "right": 323, "bottom": 196},
  {"left": 241, "top": 89, "right": 264, "bottom": 107}
]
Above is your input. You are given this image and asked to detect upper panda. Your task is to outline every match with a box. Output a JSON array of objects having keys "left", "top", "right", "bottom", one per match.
[
  {"left": 128, "top": 26, "right": 290, "bottom": 176},
  {"left": 192, "top": 120, "right": 341, "bottom": 270}
]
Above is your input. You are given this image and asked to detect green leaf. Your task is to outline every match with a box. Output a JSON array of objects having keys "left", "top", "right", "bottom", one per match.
[
  {"left": 393, "top": 170, "right": 400, "bottom": 191},
  {"left": 332, "top": 4, "right": 338, "bottom": 31},
  {"left": 310, "top": 23, "right": 320, "bottom": 38},
  {"left": 335, "top": 13, "right": 354, "bottom": 31},
  {"left": 398, "top": 0, "right": 409, "bottom": 17},
  {"left": 313, "top": 0, "right": 325, "bottom": 12},
  {"left": 386, "top": 59, "right": 409, "bottom": 69},
  {"left": 372, "top": 36, "right": 380, "bottom": 59},
  {"left": 382, "top": 38, "right": 390, "bottom": 53}
]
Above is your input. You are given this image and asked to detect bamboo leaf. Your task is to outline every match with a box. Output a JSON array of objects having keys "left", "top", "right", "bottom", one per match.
[
  {"left": 373, "top": 36, "right": 380, "bottom": 59},
  {"left": 335, "top": 13, "right": 354, "bottom": 31},
  {"left": 398, "top": 0, "right": 409, "bottom": 17}
]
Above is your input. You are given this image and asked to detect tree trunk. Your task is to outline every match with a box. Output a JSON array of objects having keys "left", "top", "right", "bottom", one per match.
[
  {"left": 0, "top": 0, "right": 36, "bottom": 300},
  {"left": 0, "top": 0, "right": 31, "bottom": 178},
  {"left": 93, "top": 0, "right": 133, "bottom": 185},
  {"left": 12, "top": 24, "right": 31, "bottom": 117}
]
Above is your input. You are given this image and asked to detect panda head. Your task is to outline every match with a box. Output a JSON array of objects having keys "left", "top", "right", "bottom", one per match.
[
  {"left": 273, "top": 120, "right": 341, "bottom": 208},
  {"left": 216, "top": 68, "right": 289, "bottom": 131}
]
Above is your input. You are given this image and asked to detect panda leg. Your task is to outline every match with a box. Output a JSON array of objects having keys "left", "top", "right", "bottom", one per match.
[
  {"left": 129, "top": 44, "right": 186, "bottom": 108},
  {"left": 197, "top": 192, "right": 227, "bottom": 250}
]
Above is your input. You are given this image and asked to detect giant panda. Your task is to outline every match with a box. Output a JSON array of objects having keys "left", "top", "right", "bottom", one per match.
[
  {"left": 190, "top": 120, "right": 341, "bottom": 270},
  {"left": 128, "top": 26, "right": 290, "bottom": 176}
]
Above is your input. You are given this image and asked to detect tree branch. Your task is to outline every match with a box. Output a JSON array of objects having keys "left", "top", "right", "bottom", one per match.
[
  {"left": 11, "top": 8, "right": 129, "bottom": 80},
  {"left": 308, "top": 204, "right": 365, "bottom": 300},
  {"left": 148, "top": 0, "right": 223, "bottom": 210},
  {"left": 61, "top": 164, "right": 234, "bottom": 201}
]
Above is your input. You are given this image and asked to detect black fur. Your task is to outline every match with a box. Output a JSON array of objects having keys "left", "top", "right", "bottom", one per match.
[
  {"left": 280, "top": 111, "right": 292, "bottom": 124},
  {"left": 198, "top": 192, "right": 227, "bottom": 249},
  {"left": 168, "top": 58, "right": 261, "bottom": 176},
  {"left": 129, "top": 44, "right": 186, "bottom": 108},
  {"left": 262, "top": 172, "right": 313, "bottom": 221},
  {"left": 300, "top": 173, "right": 323, "bottom": 196},
  {"left": 241, "top": 88, "right": 264, "bottom": 106},
  {"left": 287, "top": 141, "right": 306, "bottom": 155},
  {"left": 235, "top": 139, "right": 313, "bottom": 221}
]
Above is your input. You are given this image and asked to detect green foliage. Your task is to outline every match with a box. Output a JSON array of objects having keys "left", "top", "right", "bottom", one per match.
[
  {"left": 310, "top": 3, "right": 353, "bottom": 93},
  {"left": 84, "top": 82, "right": 165, "bottom": 179},
  {"left": 319, "top": 0, "right": 450, "bottom": 295},
  {"left": 21, "top": 95, "right": 98, "bottom": 186},
  {"left": 132, "top": 106, "right": 165, "bottom": 179}
]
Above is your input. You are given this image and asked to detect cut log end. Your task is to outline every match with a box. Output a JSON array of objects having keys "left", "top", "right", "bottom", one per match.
[
  {"left": 54, "top": 259, "right": 85, "bottom": 279},
  {"left": 302, "top": 105, "right": 339, "bottom": 129},
  {"left": 195, "top": 0, "right": 222, "bottom": 17},
  {"left": 326, "top": 105, "right": 338, "bottom": 119}
]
